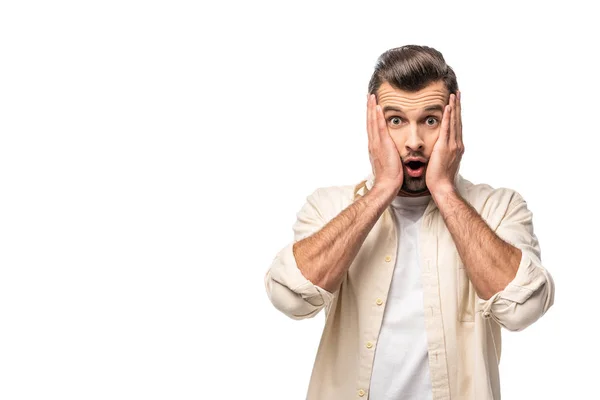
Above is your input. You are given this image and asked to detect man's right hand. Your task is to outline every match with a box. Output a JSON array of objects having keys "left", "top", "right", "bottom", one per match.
[
  {"left": 366, "top": 93, "right": 404, "bottom": 194},
  {"left": 268, "top": 94, "right": 405, "bottom": 297}
]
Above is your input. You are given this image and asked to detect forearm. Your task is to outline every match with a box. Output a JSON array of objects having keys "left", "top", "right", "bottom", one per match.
[
  {"left": 293, "top": 186, "right": 395, "bottom": 293},
  {"left": 432, "top": 185, "right": 521, "bottom": 300}
]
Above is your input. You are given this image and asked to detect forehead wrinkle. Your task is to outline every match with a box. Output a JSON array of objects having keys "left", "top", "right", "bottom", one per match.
[
  {"left": 380, "top": 99, "right": 447, "bottom": 109},
  {"left": 376, "top": 81, "right": 449, "bottom": 113},
  {"left": 376, "top": 81, "right": 449, "bottom": 104},
  {"left": 383, "top": 106, "right": 444, "bottom": 116},
  {"left": 378, "top": 92, "right": 447, "bottom": 103},
  {"left": 380, "top": 98, "right": 446, "bottom": 114}
]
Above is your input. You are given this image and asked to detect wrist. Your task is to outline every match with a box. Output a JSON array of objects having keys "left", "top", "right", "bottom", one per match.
[
  {"left": 369, "top": 183, "right": 399, "bottom": 203},
  {"left": 430, "top": 183, "right": 458, "bottom": 201}
]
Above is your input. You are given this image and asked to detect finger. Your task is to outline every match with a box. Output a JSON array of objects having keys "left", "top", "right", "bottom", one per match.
[
  {"left": 376, "top": 104, "right": 389, "bottom": 142},
  {"left": 450, "top": 93, "right": 457, "bottom": 145},
  {"left": 370, "top": 94, "right": 380, "bottom": 145},
  {"left": 456, "top": 90, "right": 463, "bottom": 145},
  {"left": 367, "top": 94, "right": 378, "bottom": 148},
  {"left": 366, "top": 94, "right": 372, "bottom": 142},
  {"left": 440, "top": 103, "right": 451, "bottom": 145}
]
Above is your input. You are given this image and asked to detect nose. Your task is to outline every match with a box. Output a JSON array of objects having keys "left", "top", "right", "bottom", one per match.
[{"left": 404, "top": 123, "right": 425, "bottom": 152}]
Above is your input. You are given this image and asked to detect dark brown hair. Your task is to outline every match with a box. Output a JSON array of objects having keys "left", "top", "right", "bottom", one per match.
[{"left": 367, "top": 45, "right": 458, "bottom": 97}]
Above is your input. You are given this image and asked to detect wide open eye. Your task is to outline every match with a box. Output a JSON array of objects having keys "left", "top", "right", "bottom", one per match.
[
  {"left": 389, "top": 117, "right": 402, "bottom": 126},
  {"left": 425, "top": 117, "right": 438, "bottom": 126}
]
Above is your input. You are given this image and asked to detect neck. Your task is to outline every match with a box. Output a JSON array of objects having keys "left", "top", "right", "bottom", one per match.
[{"left": 397, "top": 188, "right": 432, "bottom": 197}]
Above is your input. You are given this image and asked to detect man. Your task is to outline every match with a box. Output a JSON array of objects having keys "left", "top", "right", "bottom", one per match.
[{"left": 264, "top": 45, "right": 554, "bottom": 400}]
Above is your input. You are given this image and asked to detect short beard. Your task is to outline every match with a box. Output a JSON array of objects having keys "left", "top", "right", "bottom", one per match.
[{"left": 400, "top": 166, "right": 428, "bottom": 196}]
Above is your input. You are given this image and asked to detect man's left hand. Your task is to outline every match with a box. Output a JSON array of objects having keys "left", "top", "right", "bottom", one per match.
[{"left": 426, "top": 91, "right": 464, "bottom": 196}]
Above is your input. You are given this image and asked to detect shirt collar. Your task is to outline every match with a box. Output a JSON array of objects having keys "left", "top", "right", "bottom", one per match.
[{"left": 358, "top": 171, "right": 465, "bottom": 210}]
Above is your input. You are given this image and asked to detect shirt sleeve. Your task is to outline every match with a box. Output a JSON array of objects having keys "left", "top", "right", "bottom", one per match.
[
  {"left": 477, "top": 190, "right": 555, "bottom": 331},
  {"left": 264, "top": 188, "right": 335, "bottom": 320}
]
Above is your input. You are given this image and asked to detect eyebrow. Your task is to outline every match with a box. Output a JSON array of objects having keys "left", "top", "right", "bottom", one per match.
[{"left": 382, "top": 104, "right": 444, "bottom": 114}]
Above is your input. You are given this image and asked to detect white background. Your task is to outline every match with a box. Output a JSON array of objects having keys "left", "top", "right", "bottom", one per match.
[{"left": 0, "top": 1, "right": 597, "bottom": 399}]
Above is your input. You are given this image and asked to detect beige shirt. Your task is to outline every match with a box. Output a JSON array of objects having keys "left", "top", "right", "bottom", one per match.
[{"left": 264, "top": 173, "right": 555, "bottom": 400}]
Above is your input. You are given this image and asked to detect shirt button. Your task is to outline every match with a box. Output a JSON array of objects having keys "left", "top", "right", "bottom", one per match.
[
  {"left": 384, "top": 255, "right": 392, "bottom": 262},
  {"left": 376, "top": 298, "right": 383, "bottom": 306},
  {"left": 366, "top": 341, "right": 373, "bottom": 349},
  {"left": 358, "top": 389, "right": 366, "bottom": 397}
]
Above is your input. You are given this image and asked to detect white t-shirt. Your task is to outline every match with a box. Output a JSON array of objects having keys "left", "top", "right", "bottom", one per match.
[{"left": 369, "top": 194, "right": 433, "bottom": 400}]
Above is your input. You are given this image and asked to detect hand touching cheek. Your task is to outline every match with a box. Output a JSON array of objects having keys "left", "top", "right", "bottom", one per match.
[{"left": 425, "top": 92, "right": 464, "bottom": 195}]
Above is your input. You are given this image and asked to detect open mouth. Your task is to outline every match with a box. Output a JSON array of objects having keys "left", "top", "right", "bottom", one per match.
[
  {"left": 406, "top": 161, "right": 425, "bottom": 170},
  {"left": 404, "top": 160, "right": 426, "bottom": 177}
]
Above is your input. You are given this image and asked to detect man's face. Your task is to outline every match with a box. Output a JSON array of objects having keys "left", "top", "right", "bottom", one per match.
[{"left": 377, "top": 80, "right": 450, "bottom": 196}]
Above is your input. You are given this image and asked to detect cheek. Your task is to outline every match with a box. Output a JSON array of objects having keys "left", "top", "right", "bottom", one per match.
[
  {"left": 389, "top": 135, "right": 406, "bottom": 150},
  {"left": 426, "top": 132, "right": 440, "bottom": 147}
]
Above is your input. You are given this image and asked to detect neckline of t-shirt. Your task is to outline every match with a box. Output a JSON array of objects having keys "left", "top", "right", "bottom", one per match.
[{"left": 390, "top": 194, "right": 432, "bottom": 209}]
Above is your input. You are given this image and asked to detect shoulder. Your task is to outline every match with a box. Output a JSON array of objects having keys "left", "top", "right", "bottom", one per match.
[
  {"left": 459, "top": 175, "right": 527, "bottom": 215},
  {"left": 305, "top": 183, "right": 359, "bottom": 222}
]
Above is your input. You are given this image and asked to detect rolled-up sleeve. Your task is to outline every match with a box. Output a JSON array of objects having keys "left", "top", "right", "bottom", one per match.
[
  {"left": 264, "top": 188, "right": 335, "bottom": 320},
  {"left": 478, "top": 191, "right": 555, "bottom": 331}
]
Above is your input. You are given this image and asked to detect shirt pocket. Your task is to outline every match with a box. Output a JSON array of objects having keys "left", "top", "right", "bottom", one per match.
[{"left": 456, "top": 258, "right": 475, "bottom": 322}]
